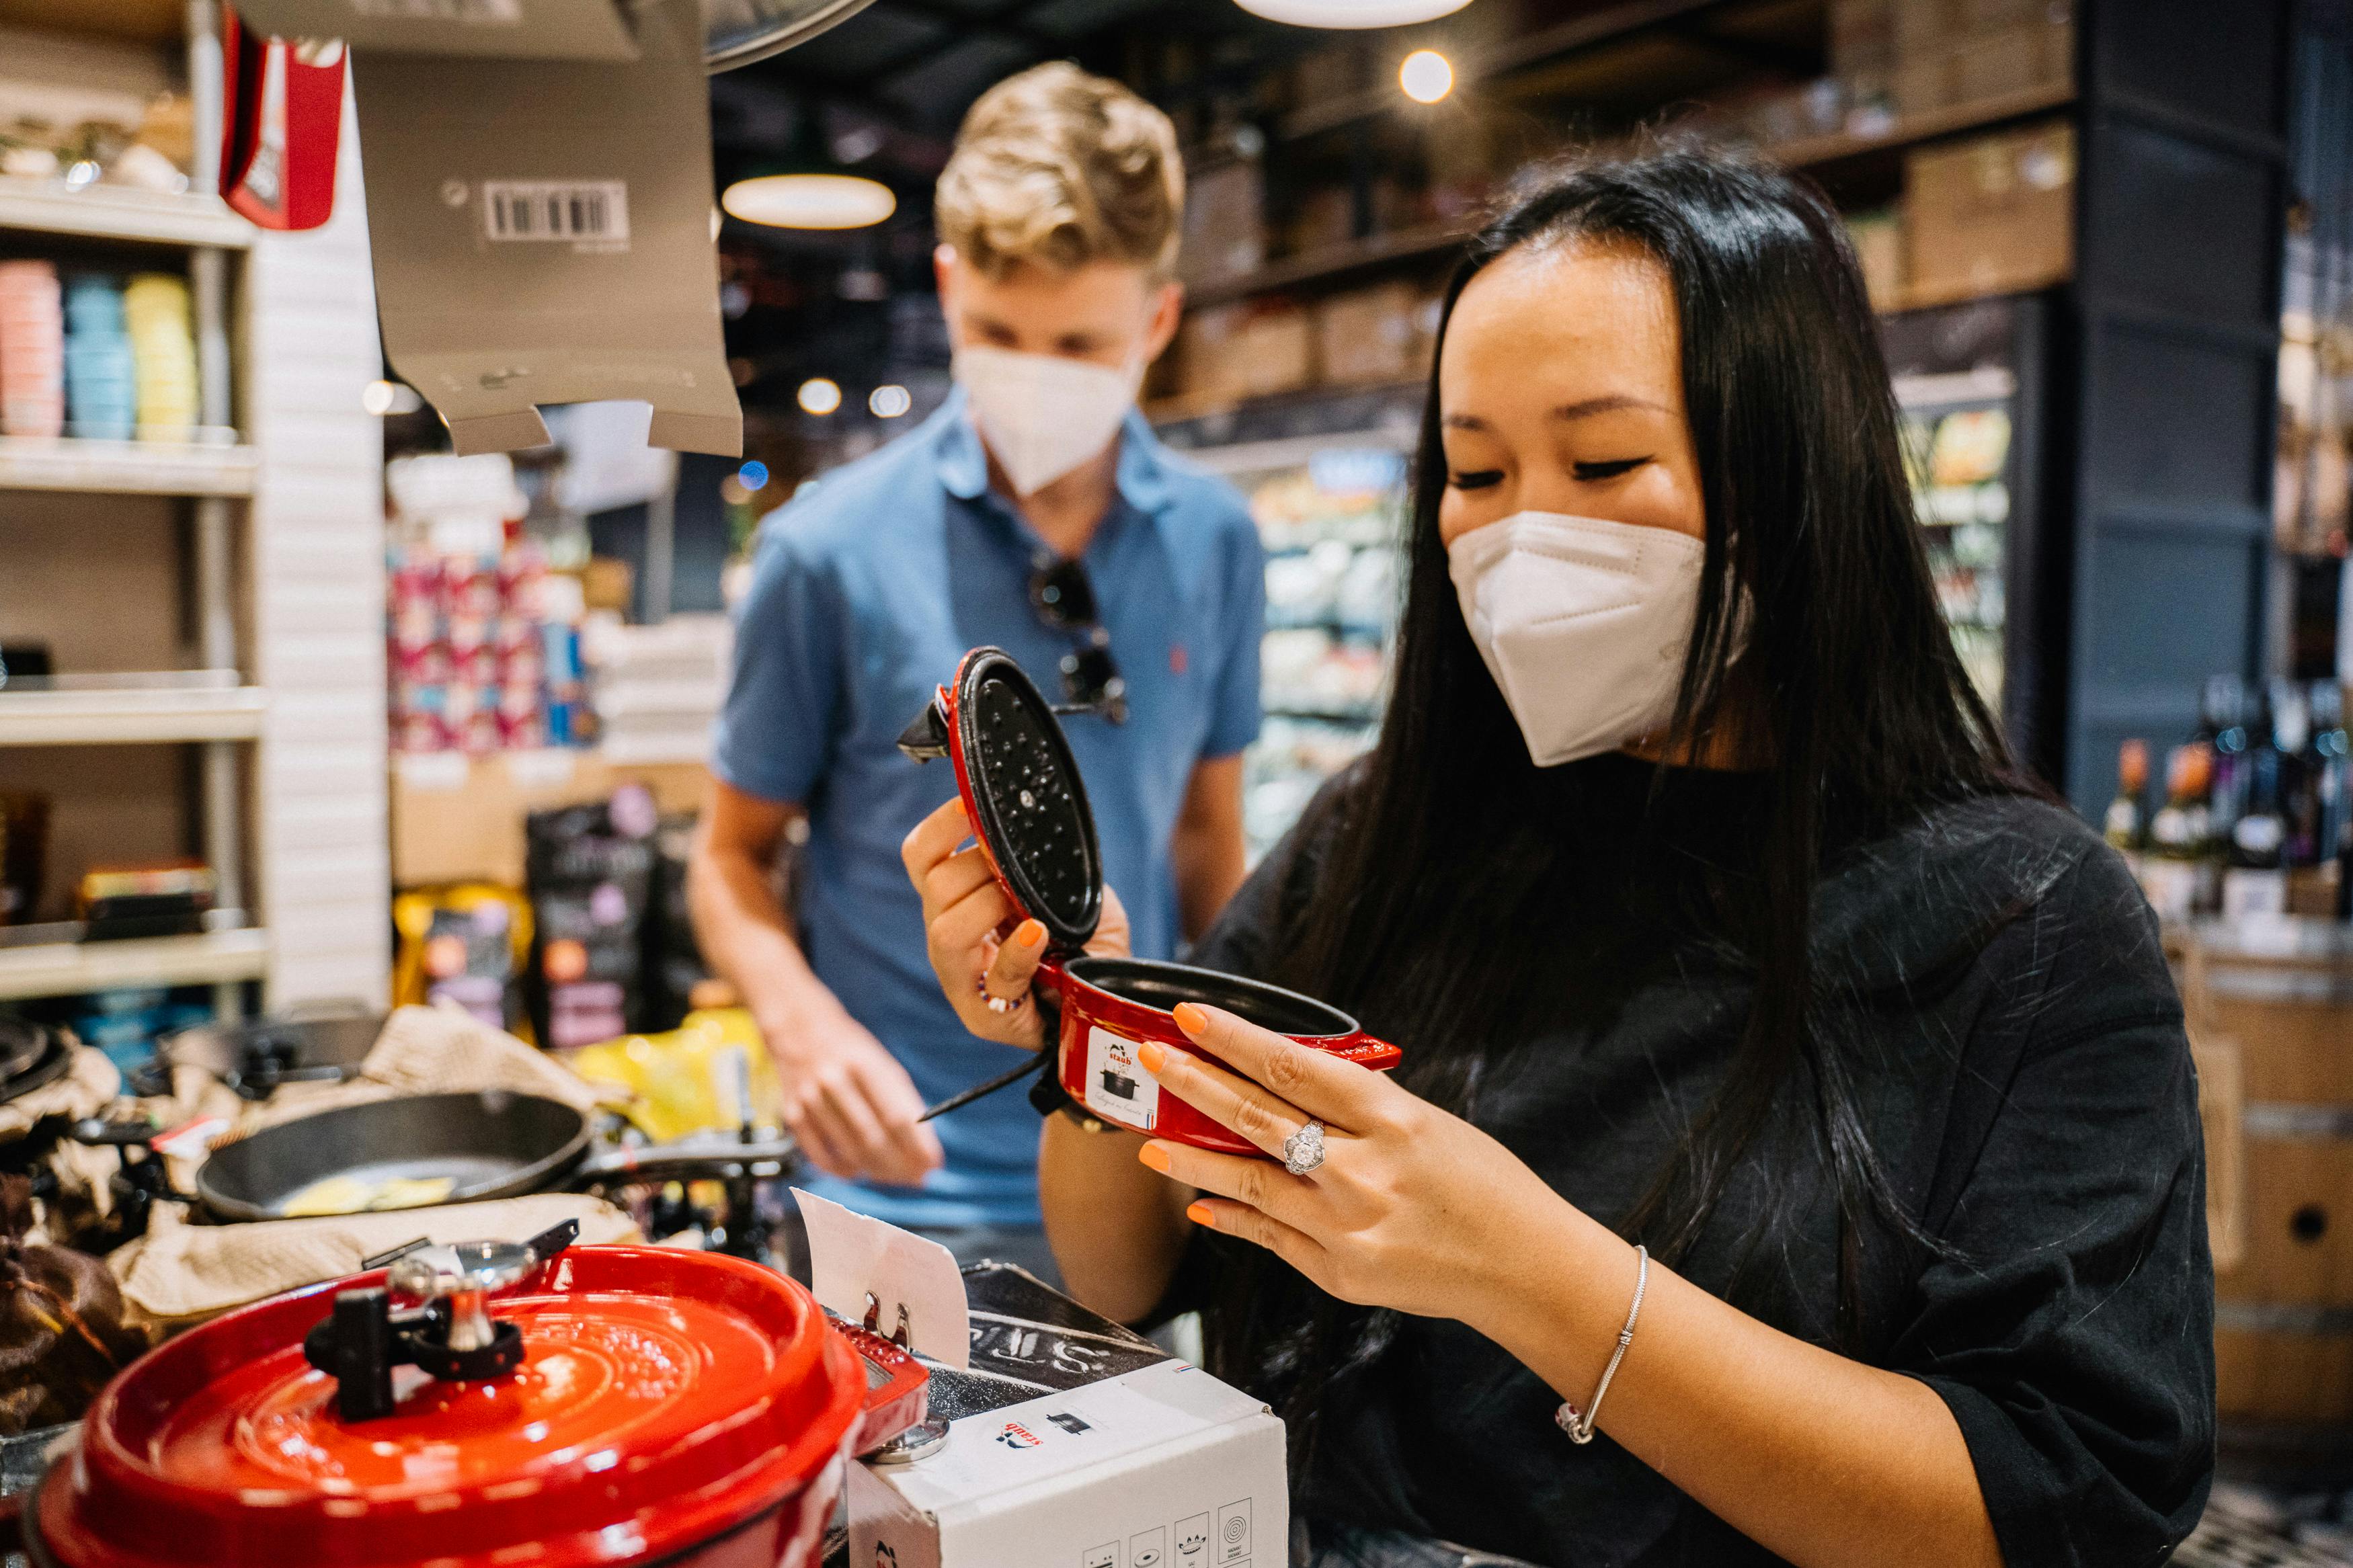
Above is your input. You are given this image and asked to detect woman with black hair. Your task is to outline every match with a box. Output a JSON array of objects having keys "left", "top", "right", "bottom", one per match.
[{"left": 903, "top": 149, "right": 2212, "bottom": 1568}]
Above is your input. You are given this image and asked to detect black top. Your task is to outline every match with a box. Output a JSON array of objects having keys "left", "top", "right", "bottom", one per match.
[{"left": 1173, "top": 756, "right": 2213, "bottom": 1568}]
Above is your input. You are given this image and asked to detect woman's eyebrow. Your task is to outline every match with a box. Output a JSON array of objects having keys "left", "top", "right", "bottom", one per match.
[{"left": 1552, "top": 394, "right": 1670, "bottom": 421}]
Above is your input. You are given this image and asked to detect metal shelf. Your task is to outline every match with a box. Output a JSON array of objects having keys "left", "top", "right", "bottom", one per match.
[
  {"left": 0, "top": 927, "right": 268, "bottom": 1003},
  {"left": 0, "top": 682, "right": 266, "bottom": 744},
  {"left": 0, "top": 436, "right": 256, "bottom": 496},
  {"left": 0, "top": 177, "right": 253, "bottom": 248}
]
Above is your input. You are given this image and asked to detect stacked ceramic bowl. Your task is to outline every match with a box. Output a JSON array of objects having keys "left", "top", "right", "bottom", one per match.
[
  {"left": 124, "top": 272, "right": 198, "bottom": 440},
  {"left": 0, "top": 260, "right": 66, "bottom": 438},
  {"left": 63, "top": 277, "right": 136, "bottom": 442}
]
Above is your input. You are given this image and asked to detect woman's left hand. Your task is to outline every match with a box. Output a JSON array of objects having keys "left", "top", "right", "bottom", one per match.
[{"left": 1138, "top": 1003, "right": 1577, "bottom": 1324}]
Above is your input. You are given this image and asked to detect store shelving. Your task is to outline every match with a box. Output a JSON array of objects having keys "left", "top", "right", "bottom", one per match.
[
  {"left": 0, "top": 434, "right": 256, "bottom": 497},
  {"left": 0, "top": 175, "right": 253, "bottom": 249},
  {"left": 1770, "top": 82, "right": 2079, "bottom": 175},
  {"left": 0, "top": 927, "right": 269, "bottom": 1004},
  {"left": 0, "top": 680, "right": 266, "bottom": 745}
]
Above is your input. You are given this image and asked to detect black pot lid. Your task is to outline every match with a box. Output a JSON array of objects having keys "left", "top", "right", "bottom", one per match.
[
  {"left": 0, "top": 1018, "right": 49, "bottom": 1083},
  {"left": 899, "top": 649, "right": 1103, "bottom": 952}
]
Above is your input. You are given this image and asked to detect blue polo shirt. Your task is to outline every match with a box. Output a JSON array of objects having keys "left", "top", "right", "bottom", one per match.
[{"left": 713, "top": 391, "right": 1265, "bottom": 1229}]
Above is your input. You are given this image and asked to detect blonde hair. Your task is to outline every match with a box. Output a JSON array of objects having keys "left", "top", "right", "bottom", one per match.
[{"left": 936, "top": 62, "right": 1184, "bottom": 280}]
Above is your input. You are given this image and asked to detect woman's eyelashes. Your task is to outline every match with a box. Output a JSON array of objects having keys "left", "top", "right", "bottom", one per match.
[
  {"left": 1447, "top": 468, "right": 1505, "bottom": 491},
  {"left": 1572, "top": 456, "right": 1651, "bottom": 481}
]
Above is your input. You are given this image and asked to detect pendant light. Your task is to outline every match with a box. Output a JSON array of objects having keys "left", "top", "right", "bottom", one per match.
[
  {"left": 723, "top": 173, "right": 897, "bottom": 229},
  {"left": 1231, "top": 0, "right": 1472, "bottom": 27}
]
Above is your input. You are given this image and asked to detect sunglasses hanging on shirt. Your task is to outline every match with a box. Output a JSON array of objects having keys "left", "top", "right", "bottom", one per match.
[{"left": 1028, "top": 556, "right": 1127, "bottom": 725}]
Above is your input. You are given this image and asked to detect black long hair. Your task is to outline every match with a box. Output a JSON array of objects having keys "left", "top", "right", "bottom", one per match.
[{"left": 1205, "top": 148, "right": 2020, "bottom": 1430}]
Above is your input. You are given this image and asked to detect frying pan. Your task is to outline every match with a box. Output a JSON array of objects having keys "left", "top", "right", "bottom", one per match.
[
  {"left": 899, "top": 648, "right": 1400, "bottom": 1154},
  {"left": 192, "top": 1091, "right": 801, "bottom": 1224},
  {"left": 0, "top": 1022, "right": 74, "bottom": 1109},
  {"left": 149, "top": 1005, "right": 381, "bottom": 1100}
]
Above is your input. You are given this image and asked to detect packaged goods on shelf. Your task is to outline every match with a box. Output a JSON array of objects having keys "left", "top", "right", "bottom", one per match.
[
  {"left": 75, "top": 860, "right": 214, "bottom": 942},
  {"left": 0, "top": 259, "right": 64, "bottom": 438},
  {"left": 584, "top": 613, "right": 731, "bottom": 765},
  {"left": 0, "top": 792, "right": 49, "bottom": 925},
  {"left": 61, "top": 276, "right": 134, "bottom": 440},
  {"left": 561, "top": 1005, "right": 781, "bottom": 1142},
  {"left": 392, "top": 882, "right": 532, "bottom": 1035},
  {"left": 1904, "top": 120, "right": 2075, "bottom": 305},
  {"left": 122, "top": 273, "right": 197, "bottom": 440},
  {"left": 526, "top": 786, "right": 659, "bottom": 1050}
]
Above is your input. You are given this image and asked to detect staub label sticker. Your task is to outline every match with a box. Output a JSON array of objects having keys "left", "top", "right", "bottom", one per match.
[
  {"left": 481, "top": 181, "right": 630, "bottom": 245},
  {"left": 1083, "top": 1026, "right": 1160, "bottom": 1131}
]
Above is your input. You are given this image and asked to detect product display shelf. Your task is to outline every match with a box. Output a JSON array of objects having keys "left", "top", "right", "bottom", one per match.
[
  {"left": 0, "top": 681, "right": 266, "bottom": 745},
  {"left": 0, "top": 434, "right": 257, "bottom": 497},
  {"left": 0, "top": 926, "right": 268, "bottom": 1003},
  {"left": 0, "top": 175, "right": 253, "bottom": 249},
  {"left": 1179, "top": 89, "right": 2077, "bottom": 318}
]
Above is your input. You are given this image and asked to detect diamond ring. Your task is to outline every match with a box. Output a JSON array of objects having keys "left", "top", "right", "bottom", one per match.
[{"left": 1282, "top": 1119, "right": 1327, "bottom": 1177}]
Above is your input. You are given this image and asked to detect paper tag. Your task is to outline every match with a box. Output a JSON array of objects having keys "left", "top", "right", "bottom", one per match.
[
  {"left": 791, "top": 1188, "right": 970, "bottom": 1370},
  {"left": 1082, "top": 1026, "right": 1161, "bottom": 1132}
]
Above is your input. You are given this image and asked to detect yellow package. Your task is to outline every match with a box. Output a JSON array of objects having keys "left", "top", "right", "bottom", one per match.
[
  {"left": 561, "top": 1008, "right": 781, "bottom": 1142},
  {"left": 392, "top": 883, "right": 534, "bottom": 1042}
]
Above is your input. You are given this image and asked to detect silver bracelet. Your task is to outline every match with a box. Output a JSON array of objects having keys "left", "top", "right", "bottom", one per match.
[{"left": 1554, "top": 1244, "right": 1647, "bottom": 1445}]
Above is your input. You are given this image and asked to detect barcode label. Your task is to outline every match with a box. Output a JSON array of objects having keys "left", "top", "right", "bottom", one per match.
[
  {"left": 351, "top": 0, "right": 521, "bottom": 22},
  {"left": 482, "top": 181, "right": 629, "bottom": 243}
]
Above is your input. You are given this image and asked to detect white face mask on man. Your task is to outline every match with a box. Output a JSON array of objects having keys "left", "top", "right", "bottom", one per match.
[
  {"left": 951, "top": 343, "right": 1142, "bottom": 496},
  {"left": 1447, "top": 509, "right": 1724, "bottom": 768}
]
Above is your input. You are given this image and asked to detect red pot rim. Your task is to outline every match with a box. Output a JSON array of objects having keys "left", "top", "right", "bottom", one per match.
[{"left": 37, "top": 1246, "right": 874, "bottom": 1568}]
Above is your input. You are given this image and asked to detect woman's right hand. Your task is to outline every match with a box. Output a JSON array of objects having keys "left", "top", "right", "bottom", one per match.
[{"left": 902, "top": 796, "right": 1131, "bottom": 1051}]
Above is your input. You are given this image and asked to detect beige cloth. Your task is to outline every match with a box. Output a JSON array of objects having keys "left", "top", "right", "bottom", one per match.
[
  {"left": 0, "top": 1046, "right": 118, "bottom": 1141},
  {"left": 112, "top": 1192, "right": 641, "bottom": 1324}
]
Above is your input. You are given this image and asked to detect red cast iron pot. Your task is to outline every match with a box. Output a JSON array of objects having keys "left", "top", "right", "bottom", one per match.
[
  {"left": 900, "top": 647, "right": 1400, "bottom": 1154},
  {"left": 26, "top": 1241, "right": 926, "bottom": 1568}
]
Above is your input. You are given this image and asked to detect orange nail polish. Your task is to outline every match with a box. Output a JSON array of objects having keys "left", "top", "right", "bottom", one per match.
[
  {"left": 1138, "top": 1041, "right": 1166, "bottom": 1073},
  {"left": 1137, "top": 1143, "right": 1170, "bottom": 1173},
  {"left": 1017, "top": 920, "right": 1045, "bottom": 948},
  {"left": 1172, "top": 1003, "right": 1207, "bottom": 1036},
  {"left": 1186, "top": 1202, "right": 1216, "bottom": 1227}
]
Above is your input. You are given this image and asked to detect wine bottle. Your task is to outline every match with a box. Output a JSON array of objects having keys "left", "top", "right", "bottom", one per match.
[{"left": 2105, "top": 739, "right": 2149, "bottom": 874}]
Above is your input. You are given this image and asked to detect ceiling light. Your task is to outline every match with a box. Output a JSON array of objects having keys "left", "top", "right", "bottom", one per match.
[
  {"left": 869, "top": 384, "right": 912, "bottom": 418},
  {"left": 1232, "top": 0, "right": 1472, "bottom": 27},
  {"left": 797, "top": 377, "right": 842, "bottom": 415},
  {"left": 721, "top": 173, "right": 896, "bottom": 231},
  {"left": 1400, "top": 48, "right": 1453, "bottom": 102}
]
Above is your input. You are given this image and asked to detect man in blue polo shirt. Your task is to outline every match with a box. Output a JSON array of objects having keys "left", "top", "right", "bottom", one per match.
[{"left": 689, "top": 63, "right": 1263, "bottom": 1278}]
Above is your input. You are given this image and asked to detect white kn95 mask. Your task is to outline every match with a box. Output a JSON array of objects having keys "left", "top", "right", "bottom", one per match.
[
  {"left": 952, "top": 344, "right": 1141, "bottom": 497},
  {"left": 1446, "top": 509, "right": 1715, "bottom": 768}
]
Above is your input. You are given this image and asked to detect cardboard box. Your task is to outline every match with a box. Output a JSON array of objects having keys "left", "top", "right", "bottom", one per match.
[
  {"left": 1174, "top": 300, "right": 1314, "bottom": 405},
  {"left": 227, "top": 0, "right": 640, "bottom": 61},
  {"left": 1904, "top": 121, "right": 2075, "bottom": 304},
  {"left": 1892, "top": 52, "right": 1954, "bottom": 116},
  {"left": 1181, "top": 159, "right": 1266, "bottom": 289},
  {"left": 1845, "top": 210, "right": 1905, "bottom": 309},
  {"left": 1892, "top": 0, "right": 1958, "bottom": 59},
  {"left": 1950, "top": 19, "right": 2071, "bottom": 101},
  {"left": 849, "top": 1264, "right": 1288, "bottom": 1568},
  {"left": 1313, "top": 281, "right": 1428, "bottom": 386},
  {"left": 390, "top": 750, "right": 709, "bottom": 887},
  {"left": 1831, "top": 0, "right": 1895, "bottom": 76}
]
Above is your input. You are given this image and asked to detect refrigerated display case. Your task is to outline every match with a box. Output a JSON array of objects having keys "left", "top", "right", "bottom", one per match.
[
  {"left": 1881, "top": 294, "right": 2061, "bottom": 779},
  {"left": 1158, "top": 388, "right": 1419, "bottom": 861}
]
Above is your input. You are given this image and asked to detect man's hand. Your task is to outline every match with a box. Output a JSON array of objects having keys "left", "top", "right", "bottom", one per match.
[{"left": 759, "top": 998, "right": 944, "bottom": 1186}]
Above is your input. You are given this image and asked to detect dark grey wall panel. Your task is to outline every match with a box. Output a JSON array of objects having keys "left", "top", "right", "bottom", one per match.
[
  {"left": 2085, "top": 329, "right": 2270, "bottom": 509},
  {"left": 2102, "top": 1, "right": 2287, "bottom": 136},
  {"left": 2086, "top": 124, "right": 2280, "bottom": 321}
]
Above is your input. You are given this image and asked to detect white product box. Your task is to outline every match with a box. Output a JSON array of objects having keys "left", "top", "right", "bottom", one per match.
[{"left": 849, "top": 1355, "right": 1286, "bottom": 1568}]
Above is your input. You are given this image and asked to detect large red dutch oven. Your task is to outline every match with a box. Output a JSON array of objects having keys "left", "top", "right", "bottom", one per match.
[
  {"left": 898, "top": 647, "right": 1401, "bottom": 1155},
  {"left": 25, "top": 1232, "right": 926, "bottom": 1568}
]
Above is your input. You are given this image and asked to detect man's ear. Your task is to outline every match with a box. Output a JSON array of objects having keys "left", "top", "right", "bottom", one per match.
[
  {"left": 1141, "top": 278, "right": 1185, "bottom": 366},
  {"left": 934, "top": 245, "right": 960, "bottom": 323}
]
